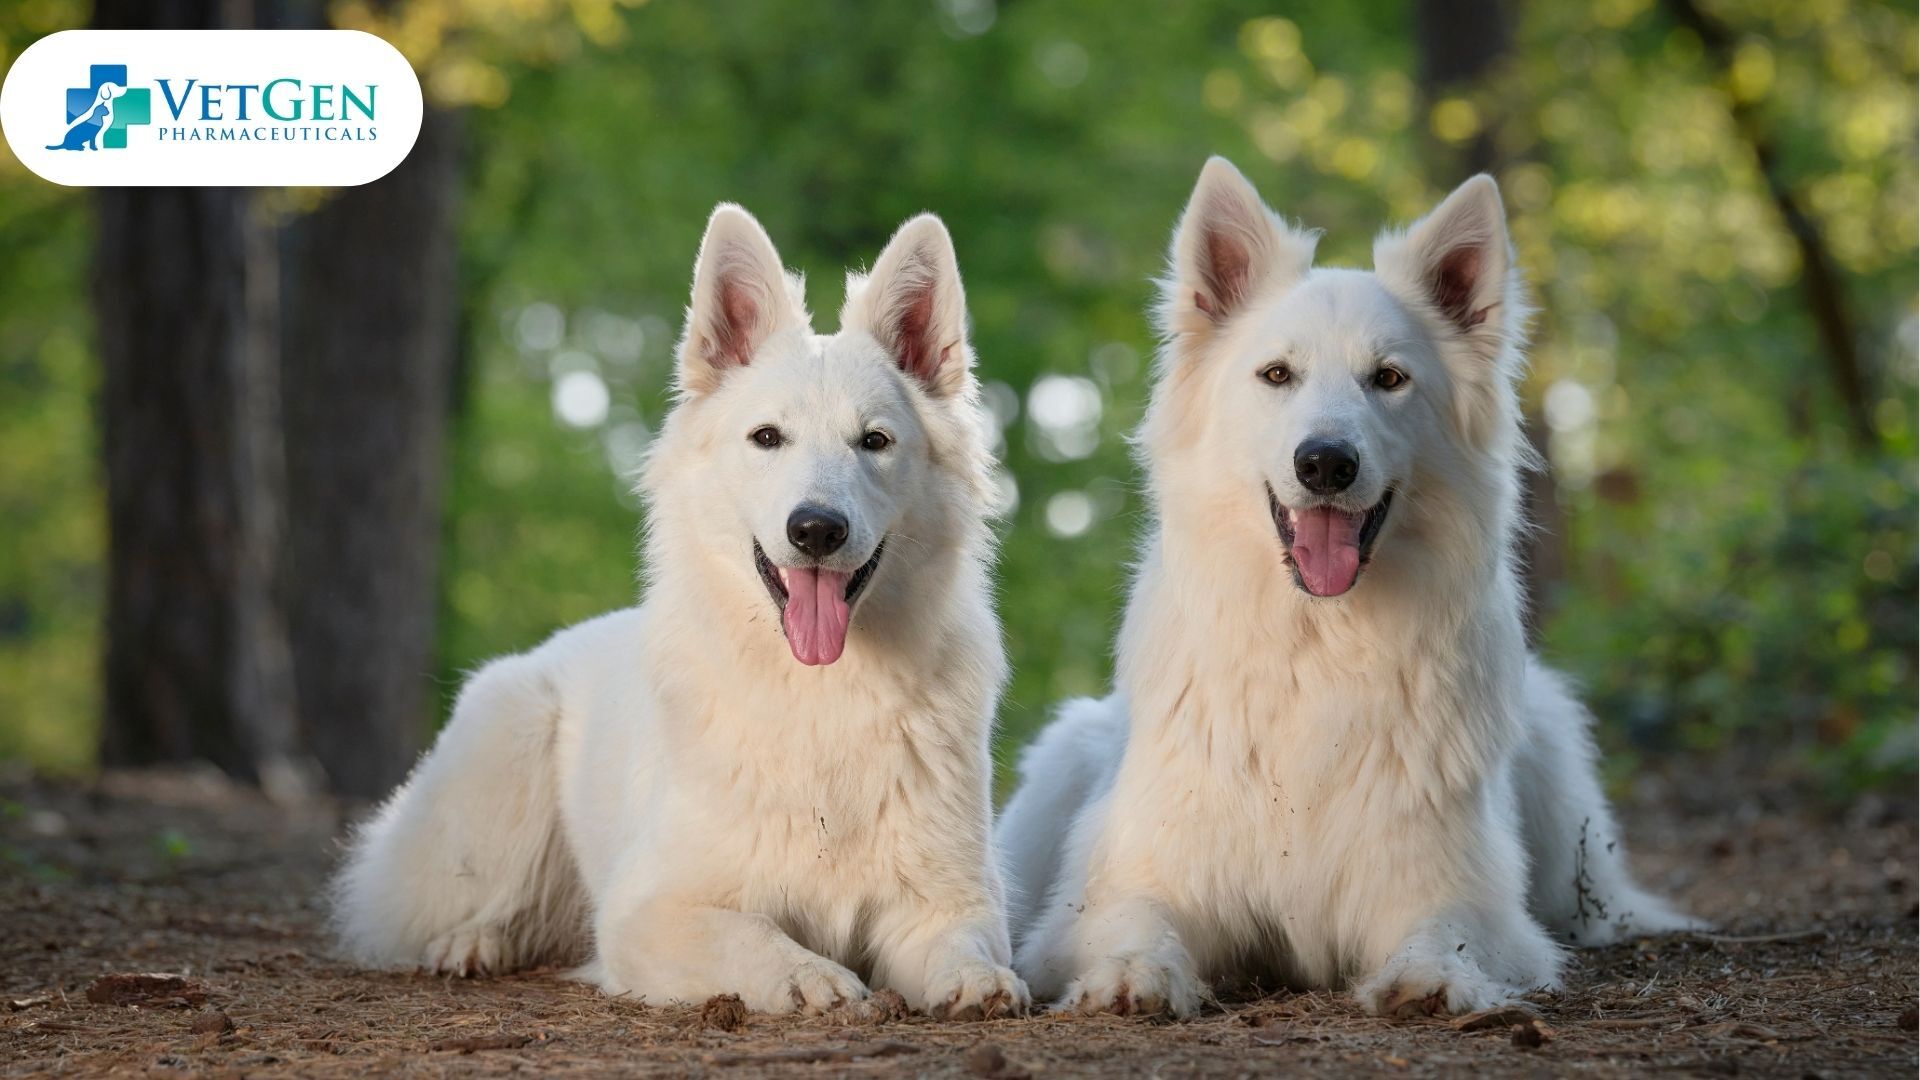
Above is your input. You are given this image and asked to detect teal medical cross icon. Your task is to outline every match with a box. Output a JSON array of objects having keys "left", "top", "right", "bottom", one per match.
[{"left": 53, "top": 64, "right": 150, "bottom": 150}]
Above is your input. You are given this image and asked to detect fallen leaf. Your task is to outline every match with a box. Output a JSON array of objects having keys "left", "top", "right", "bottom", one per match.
[{"left": 84, "top": 973, "right": 207, "bottom": 1009}]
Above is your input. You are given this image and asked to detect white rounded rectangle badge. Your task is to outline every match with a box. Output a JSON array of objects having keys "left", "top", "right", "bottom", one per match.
[{"left": 1, "top": 30, "right": 423, "bottom": 187}]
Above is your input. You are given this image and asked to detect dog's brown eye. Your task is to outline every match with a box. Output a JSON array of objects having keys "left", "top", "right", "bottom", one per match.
[
  {"left": 751, "top": 426, "right": 783, "bottom": 448},
  {"left": 1373, "top": 367, "right": 1408, "bottom": 391},
  {"left": 1260, "top": 363, "right": 1292, "bottom": 387},
  {"left": 860, "top": 430, "right": 892, "bottom": 452}
]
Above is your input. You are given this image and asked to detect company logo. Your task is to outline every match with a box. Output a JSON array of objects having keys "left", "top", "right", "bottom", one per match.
[
  {"left": 49, "top": 63, "right": 150, "bottom": 150},
  {"left": 2, "top": 31, "right": 422, "bottom": 186}
]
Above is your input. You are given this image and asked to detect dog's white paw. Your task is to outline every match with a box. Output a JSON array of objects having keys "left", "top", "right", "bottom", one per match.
[
  {"left": 925, "top": 959, "right": 1029, "bottom": 1020},
  {"left": 1356, "top": 950, "right": 1507, "bottom": 1018},
  {"left": 422, "top": 924, "right": 507, "bottom": 977},
  {"left": 1058, "top": 953, "right": 1202, "bottom": 1018},
  {"left": 771, "top": 955, "right": 869, "bottom": 1016}
]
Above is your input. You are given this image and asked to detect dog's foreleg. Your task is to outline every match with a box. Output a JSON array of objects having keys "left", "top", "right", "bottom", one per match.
[
  {"left": 595, "top": 898, "right": 868, "bottom": 1015},
  {"left": 871, "top": 896, "right": 1029, "bottom": 1019},
  {"left": 1021, "top": 894, "right": 1204, "bottom": 1017}
]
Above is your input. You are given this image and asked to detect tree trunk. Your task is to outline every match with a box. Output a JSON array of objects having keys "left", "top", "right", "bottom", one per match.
[
  {"left": 1414, "top": 0, "right": 1514, "bottom": 175},
  {"left": 92, "top": 0, "right": 464, "bottom": 797},
  {"left": 93, "top": 0, "right": 304, "bottom": 790},
  {"left": 279, "top": 109, "right": 465, "bottom": 797},
  {"left": 95, "top": 187, "right": 296, "bottom": 781}
]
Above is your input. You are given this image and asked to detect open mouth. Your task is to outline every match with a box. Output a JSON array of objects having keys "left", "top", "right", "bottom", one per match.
[
  {"left": 1267, "top": 485, "right": 1393, "bottom": 598},
  {"left": 753, "top": 539, "right": 886, "bottom": 666}
]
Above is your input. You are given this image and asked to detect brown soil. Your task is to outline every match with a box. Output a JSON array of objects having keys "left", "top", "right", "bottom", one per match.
[{"left": 2, "top": 766, "right": 1914, "bottom": 1078}]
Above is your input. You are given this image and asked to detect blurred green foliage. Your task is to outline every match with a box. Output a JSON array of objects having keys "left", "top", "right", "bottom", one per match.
[
  {"left": 0, "top": 0, "right": 97, "bottom": 771},
  {"left": 0, "top": 0, "right": 1913, "bottom": 790}
]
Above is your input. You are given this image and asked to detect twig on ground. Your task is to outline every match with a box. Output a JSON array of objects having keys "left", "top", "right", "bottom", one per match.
[
  {"left": 704, "top": 1040, "right": 921, "bottom": 1066},
  {"left": 1688, "top": 929, "right": 1830, "bottom": 945}
]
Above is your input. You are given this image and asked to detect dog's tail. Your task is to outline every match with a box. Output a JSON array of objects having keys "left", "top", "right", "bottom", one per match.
[
  {"left": 995, "top": 694, "right": 1129, "bottom": 945},
  {"left": 1515, "top": 661, "right": 1702, "bottom": 945},
  {"left": 328, "top": 653, "right": 585, "bottom": 974}
]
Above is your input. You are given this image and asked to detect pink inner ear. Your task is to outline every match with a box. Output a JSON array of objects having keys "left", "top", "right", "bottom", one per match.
[
  {"left": 1431, "top": 244, "right": 1485, "bottom": 331},
  {"left": 709, "top": 276, "right": 761, "bottom": 368},
  {"left": 1202, "top": 226, "right": 1251, "bottom": 318},
  {"left": 891, "top": 279, "right": 941, "bottom": 388}
]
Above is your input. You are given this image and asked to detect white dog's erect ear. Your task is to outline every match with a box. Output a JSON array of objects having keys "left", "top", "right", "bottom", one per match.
[
  {"left": 677, "top": 204, "right": 805, "bottom": 395},
  {"left": 1160, "top": 156, "right": 1316, "bottom": 339},
  {"left": 842, "top": 214, "right": 971, "bottom": 397},
  {"left": 1374, "top": 175, "right": 1514, "bottom": 364}
]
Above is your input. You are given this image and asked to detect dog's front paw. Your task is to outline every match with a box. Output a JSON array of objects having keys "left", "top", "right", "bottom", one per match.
[
  {"left": 1058, "top": 953, "right": 1202, "bottom": 1018},
  {"left": 926, "top": 960, "right": 1029, "bottom": 1020},
  {"left": 774, "top": 956, "right": 870, "bottom": 1016},
  {"left": 1356, "top": 951, "right": 1506, "bottom": 1018},
  {"left": 422, "top": 924, "right": 508, "bottom": 977}
]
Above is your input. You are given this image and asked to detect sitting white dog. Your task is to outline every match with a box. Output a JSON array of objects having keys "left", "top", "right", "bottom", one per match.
[
  {"left": 332, "top": 205, "right": 1028, "bottom": 1018},
  {"left": 997, "top": 158, "right": 1694, "bottom": 1018}
]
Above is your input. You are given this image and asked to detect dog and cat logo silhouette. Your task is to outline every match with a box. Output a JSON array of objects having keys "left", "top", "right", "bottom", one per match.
[{"left": 48, "top": 63, "right": 149, "bottom": 150}]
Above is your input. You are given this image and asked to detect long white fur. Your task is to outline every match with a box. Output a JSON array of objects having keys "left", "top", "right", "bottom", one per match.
[
  {"left": 331, "top": 205, "right": 1028, "bottom": 1018},
  {"left": 998, "top": 158, "right": 1695, "bottom": 1019}
]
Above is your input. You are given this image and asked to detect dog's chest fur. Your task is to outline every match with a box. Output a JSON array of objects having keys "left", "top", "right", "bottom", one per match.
[
  {"left": 1101, "top": 562, "right": 1524, "bottom": 982},
  {"left": 633, "top": 630, "right": 990, "bottom": 963}
]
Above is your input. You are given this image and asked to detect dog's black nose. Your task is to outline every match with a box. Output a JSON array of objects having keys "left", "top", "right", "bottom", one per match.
[
  {"left": 786, "top": 505, "right": 849, "bottom": 559},
  {"left": 1294, "top": 439, "right": 1359, "bottom": 494}
]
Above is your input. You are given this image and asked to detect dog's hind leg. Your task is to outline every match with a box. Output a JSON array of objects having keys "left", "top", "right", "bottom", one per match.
[
  {"left": 1515, "top": 661, "right": 1699, "bottom": 945},
  {"left": 330, "top": 654, "right": 584, "bottom": 974}
]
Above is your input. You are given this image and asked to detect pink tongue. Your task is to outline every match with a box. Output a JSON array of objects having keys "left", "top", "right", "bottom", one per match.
[
  {"left": 780, "top": 567, "right": 853, "bottom": 666},
  {"left": 1289, "top": 507, "right": 1365, "bottom": 597}
]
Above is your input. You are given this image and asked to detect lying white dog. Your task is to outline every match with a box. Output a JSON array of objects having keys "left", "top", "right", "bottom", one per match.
[
  {"left": 332, "top": 205, "right": 1028, "bottom": 1018},
  {"left": 998, "top": 158, "right": 1693, "bottom": 1018}
]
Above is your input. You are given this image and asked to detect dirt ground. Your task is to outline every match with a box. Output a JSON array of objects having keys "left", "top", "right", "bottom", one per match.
[{"left": 2, "top": 764, "right": 1914, "bottom": 1078}]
